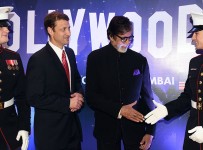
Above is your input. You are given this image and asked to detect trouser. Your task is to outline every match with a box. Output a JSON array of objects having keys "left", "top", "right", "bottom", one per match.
[
  {"left": 0, "top": 106, "right": 21, "bottom": 150},
  {"left": 97, "top": 139, "right": 143, "bottom": 150}
]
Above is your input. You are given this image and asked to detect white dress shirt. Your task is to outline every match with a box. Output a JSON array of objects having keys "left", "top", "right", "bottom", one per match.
[{"left": 48, "top": 41, "right": 72, "bottom": 90}]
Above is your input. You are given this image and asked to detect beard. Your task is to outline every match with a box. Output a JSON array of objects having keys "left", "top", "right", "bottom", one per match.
[{"left": 116, "top": 44, "right": 128, "bottom": 53}]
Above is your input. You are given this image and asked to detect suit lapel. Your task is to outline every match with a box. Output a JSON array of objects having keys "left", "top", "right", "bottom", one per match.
[
  {"left": 65, "top": 47, "right": 74, "bottom": 91},
  {"left": 45, "top": 43, "right": 70, "bottom": 87}
]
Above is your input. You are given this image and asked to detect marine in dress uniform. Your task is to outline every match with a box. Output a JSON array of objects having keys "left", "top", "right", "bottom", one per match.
[
  {"left": 145, "top": 12, "right": 203, "bottom": 150},
  {"left": 0, "top": 6, "right": 30, "bottom": 150}
]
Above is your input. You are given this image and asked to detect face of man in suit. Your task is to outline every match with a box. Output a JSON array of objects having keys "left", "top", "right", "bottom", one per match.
[
  {"left": 0, "top": 26, "right": 9, "bottom": 45},
  {"left": 47, "top": 19, "right": 71, "bottom": 49}
]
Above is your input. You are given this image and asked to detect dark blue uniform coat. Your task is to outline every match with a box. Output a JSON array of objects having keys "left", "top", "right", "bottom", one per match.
[
  {"left": 0, "top": 47, "right": 30, "bottom": 150},
  {"left": 166, "top": 54, "right": 203, "bottom": 150}
]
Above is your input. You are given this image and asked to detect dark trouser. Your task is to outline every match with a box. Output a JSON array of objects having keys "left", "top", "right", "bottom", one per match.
[
  {"left": 66, "top": 140, "right": 81, "bottom": 150},
  {"left": 183, "top": 109, "right": 203, "bottom": 150},
  {"left": 0, "top": 134, "right": 8, "bottom": 150},
  {"left": 35, "top": 139, "right": 81, "bottom": 150},
  {"left": 97, "top": 139, "right": 141, "bottom": 150},
  {"left": 183, "top": 131, "right": 202, "bottom": 150},
  {"left": 35, "top": 141, "right": 82, "bottom": 150},
  {"left": 97, "top": 140, "right": 121, "bottom": 150},
  {"left": 0, "top": 133, "right": 21, "bottom": 150},
  {"left": 0, "top": 106, "right": 21, "bottom": 150}
]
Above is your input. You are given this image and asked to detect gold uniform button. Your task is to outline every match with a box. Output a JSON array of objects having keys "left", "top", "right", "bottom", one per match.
[
  {"left": 198, "top": 89, "right": 201, "bottom": 93},
  {"left": 201, "top": 73, "right": 203, "bottom": 76},
  {"left": 197, "top": 102, "right": 202, "bottom": 110},
  {"left": 0, "top": 71, "right": 2, "bottom": 74},
  {"left": 199, "top": 81, "right": 203, "bottom": 84},
  {"left": 0, "top": 88, "right": 2, "bottom": 92},
  {"left": 199, "top": 97, "right": 202, "bottom": 101},
  {"left": 0, "top": 80, "right": 2, "bottom": 83}
]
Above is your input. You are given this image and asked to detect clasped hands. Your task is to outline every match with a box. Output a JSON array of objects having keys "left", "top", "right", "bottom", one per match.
[
  {"left": 16, "top": 130, "right": 29, "bottom": 150},
  {"left": 69, "top": 92, "right": 84, "bottom": 112}
]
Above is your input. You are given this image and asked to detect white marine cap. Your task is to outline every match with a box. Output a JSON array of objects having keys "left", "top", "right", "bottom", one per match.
[
  {"left": 0, "top": 6, "right": 13, "bottom": 20},
  {"left": 191, "top": 11, "right": 203, "bottom": 26},
  {"left": 187, "top": 11, "right": 203, "bottom": 38}
]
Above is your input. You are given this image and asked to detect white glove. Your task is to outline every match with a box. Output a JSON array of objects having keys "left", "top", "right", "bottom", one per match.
[
  {"left": 188, "top": 126, "right": 203, "bottom": 143},
  {"left": 144, "top": 100, "right": 168, "bottom": 125},
  {"left": 16, "top": 130, "right": 29, "bottom": 150}
]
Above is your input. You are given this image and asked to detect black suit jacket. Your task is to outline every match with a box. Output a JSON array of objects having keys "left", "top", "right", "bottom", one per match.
[
  {"left": 26, "top": 43, "right": 83, "bottom": 150},
  {"left": 86, "top": 44, "right": 155, "bottom": 144},
  {"left": 0, "top": 47, "right": 30, "bottom": 150}
]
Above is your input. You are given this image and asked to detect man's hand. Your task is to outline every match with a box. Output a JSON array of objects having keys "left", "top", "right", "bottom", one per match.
[
  {"left": 139, "top": 134, "right": 153, "bottom": 150},
  {"left": 69, "top": 92, "right": 84, "bottom": 112},
  {"left": 188, "top": 126, "right": 203, "bottom": 143},
  {"left": 120, "top": 101, "right": 144, "bottom": 122},
  {"left": 144, "top": 100, "right": 168, "bottom": 125},
  {"left": 16, "top": 130, "right": 29, "bottom": 150}
]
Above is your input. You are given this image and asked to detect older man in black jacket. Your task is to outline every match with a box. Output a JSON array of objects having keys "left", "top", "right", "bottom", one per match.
[{"left": 86, "top": 16, "right": 155, "bottom": 150}]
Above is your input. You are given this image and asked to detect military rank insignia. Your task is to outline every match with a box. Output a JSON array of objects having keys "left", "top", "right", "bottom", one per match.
[{"left": 5, "top": 59, "right": 19, "bottom": 70}]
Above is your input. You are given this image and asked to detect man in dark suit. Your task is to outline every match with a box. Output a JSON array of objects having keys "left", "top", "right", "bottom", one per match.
[
  {"left": 145, "top": 11, "right": 203, "bottom": 150},
  {"left": 0, "top": 6, "right": 30, "bottom": 150},
  {"left": 86, "top": 16, "right": 155, "bottom": 150},
  {"left": 26, "top": 11, "right": 84, "bottom": 150}
]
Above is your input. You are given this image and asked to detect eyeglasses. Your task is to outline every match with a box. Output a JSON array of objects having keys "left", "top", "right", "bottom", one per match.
[{"left": 115, "top": 34, "right": 134, "bottom": 43}]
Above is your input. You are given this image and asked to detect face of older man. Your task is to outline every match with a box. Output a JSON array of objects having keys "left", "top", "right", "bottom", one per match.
[{"left": 110, "top": 31, "right": 133, "bottom": 53}]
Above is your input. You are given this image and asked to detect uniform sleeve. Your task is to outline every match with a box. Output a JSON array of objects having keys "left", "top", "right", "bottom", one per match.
[
  {"left": 165, "top": 60, "right": 192, "bottom": 120},
  {"left": 14, "top": 54, "right": 31, "bottom": 132},
  {"left": 165, "top": 78, "right": 191, "bottom": 120}
]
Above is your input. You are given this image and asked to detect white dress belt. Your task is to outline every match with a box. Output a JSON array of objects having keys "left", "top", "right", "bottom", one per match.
[
  {"left": 0, "top": 98, "right": 14, "bottom": 109},
  {"left": 191, "top": 100, "right": 197, "bottom": 109}
]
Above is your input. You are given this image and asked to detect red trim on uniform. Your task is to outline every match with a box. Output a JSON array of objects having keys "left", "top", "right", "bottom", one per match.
[
  {"left": 0, "top": 128, "right": 11, "bottom": 149},
  {"left": 196, "top": 66, "right": 201, "bottom": 125},
  {"left": 197, "top": 65, "right": 203, "bottom": 150}
]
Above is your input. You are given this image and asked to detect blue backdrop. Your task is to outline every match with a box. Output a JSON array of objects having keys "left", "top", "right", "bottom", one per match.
[{"left": 1, "top": 0, "right": 203, "bottom": 149}]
